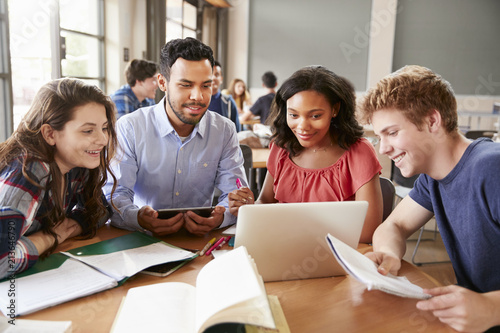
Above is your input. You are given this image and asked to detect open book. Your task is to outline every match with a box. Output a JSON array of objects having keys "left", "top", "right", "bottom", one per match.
[
  {"left": 111, "top": 246, "right": 286, "bottom": 333},
  {"left": 0, "top": 232, "right": 196, "bottom": 316},
  {"left": 326, "top": 233, "right": 431, "bottom": 299}
]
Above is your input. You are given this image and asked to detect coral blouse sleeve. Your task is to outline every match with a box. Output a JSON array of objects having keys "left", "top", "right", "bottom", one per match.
[{"left": 341, "top": 138, "right": 382, "bottom": 196}]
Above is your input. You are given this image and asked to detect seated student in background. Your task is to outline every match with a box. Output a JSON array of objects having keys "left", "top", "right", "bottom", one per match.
[
  {"left": 240, "top": 71, "right": 277, "bottom": 125},
  {"left": 0, "top": 78, "right": 117, "bottom": 279},
  {"left": 110, "top": 59, "right": 159, "bottom": 118},
  {"left": 360, "top": 65, "right": 500, "bottom": 333},
  {"left": 104, "top": 37, "right": 247, "bottom": 237},
  {"left": 222, "top": 78, "right": 252, "bottom": 115},
  {"left": 208, "top": 61, "right": 241, "bottom": 132},
  {"left": 229, "top": 66, "right": 383, "bottom": 243}
]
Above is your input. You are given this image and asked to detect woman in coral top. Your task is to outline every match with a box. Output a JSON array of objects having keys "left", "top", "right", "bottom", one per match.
[{"left": 229, "top": 66, "right": 383, "bottom": 243}]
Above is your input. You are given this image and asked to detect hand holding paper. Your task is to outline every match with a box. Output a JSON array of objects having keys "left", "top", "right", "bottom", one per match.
[{"left": 325, "top": 233, "right": 431, "bottom": 299}]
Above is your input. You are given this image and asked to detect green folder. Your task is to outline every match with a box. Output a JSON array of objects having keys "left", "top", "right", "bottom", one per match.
[{"left": 4, "top": 232, "right": 196, "bottom": 282}]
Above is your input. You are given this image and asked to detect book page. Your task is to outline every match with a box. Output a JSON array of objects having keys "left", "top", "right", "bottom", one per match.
[
  {"left": 195, "top": 246, "right": 275, "bottom": 333},
  {"left": 0, "top": 259, "right": 117, "bottom": 316},
  {"left": 111, "top": 282, "right": 196, "bottom": 333},
  {"left": 246, "top": 295, "right": 291, "bottom": 333},
  {"left": 63, "top": 242, "right": 195, "bottom": 280},
  {"left": 0, "top": 317, "right": 72, "bottom": 333},
  {"left": 326, "top": 234, "right": 431, "bottom": 299}
]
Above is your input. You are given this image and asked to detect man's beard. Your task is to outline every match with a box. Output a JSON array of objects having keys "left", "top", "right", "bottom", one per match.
[{"left": 167, "top": 92, "right": 207, "bottom": 126}]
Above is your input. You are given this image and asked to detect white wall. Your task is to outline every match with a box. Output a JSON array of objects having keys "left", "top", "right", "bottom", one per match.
[
  {"left": 105, "top": 0, "right": 148, "bottom": 94},
  {"left": 226, "top": 0, "right": 249, "bottom": 86}
]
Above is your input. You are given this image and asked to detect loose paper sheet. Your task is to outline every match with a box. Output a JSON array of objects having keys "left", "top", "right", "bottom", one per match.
[
  {"left": 326, "top": 233, "right": 431, "bottom": 299},
  {"left": 63, "top": 242, "right": 195, "bottom": 280}
]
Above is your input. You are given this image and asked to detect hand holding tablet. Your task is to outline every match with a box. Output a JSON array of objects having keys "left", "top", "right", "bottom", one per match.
[{"left": 157, "top": 206, "right": 215, "bottom": 219}]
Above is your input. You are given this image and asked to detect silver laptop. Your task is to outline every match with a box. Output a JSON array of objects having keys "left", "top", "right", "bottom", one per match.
[{"left": 234, "top": 201, "right": 368, "bottom": 282}]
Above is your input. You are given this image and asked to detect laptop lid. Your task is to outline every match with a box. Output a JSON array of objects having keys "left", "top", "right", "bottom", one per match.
[{"left": 234, "top": 201, "right": 368, "bottom": 282}]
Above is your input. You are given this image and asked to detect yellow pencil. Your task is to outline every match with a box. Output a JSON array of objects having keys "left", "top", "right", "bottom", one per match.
[{"left": 199, "top": 237, "right": 217, "bottom": 256}]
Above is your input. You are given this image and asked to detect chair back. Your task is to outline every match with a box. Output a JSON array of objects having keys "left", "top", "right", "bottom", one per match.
[
  {"left": 464, "top": 130, "right": 496, "bottom": 140},
  {"left": 379, "top": 177, "right": 396, "bottom": 221},
  {"left": 240, "top": 144, "right": 253, "bottom": 182},
  {"left": 391, "top": 161, "right": 419, "bottom": 188}
]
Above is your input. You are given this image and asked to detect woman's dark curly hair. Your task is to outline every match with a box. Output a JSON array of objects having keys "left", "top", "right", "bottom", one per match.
[{"left": 268, "top": 66, "right": 363, "bottom": 157}]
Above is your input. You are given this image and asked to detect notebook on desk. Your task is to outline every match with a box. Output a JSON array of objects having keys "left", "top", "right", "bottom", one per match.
[{"left": 234, "top": 201, "right": 368, "bottom": 282}]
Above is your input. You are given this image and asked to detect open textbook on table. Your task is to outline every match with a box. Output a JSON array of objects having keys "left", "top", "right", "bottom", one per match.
[
  {"left": 0, "top": 232, "right": 196, "bottom": 316},
  {"left": 326, "top": 233, "right": 431, "bottom": 299},
  {"left": 111, "top": 246, "right": 290, "bottom": 333}
]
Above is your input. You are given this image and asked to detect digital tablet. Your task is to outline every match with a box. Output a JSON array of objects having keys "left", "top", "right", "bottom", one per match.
[{"left": 157, "top": 206, "right": 215, "bottom": 219}]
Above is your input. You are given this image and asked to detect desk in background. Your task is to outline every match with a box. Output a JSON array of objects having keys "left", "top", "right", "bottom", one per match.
[
  {"left": 249, "top": 148, "right": 270, "bottom": 194},
  {"left": 458, "top": 111, "right": 500, "bottom": 132},
  {"left": 240, "top": 117, "right": 261, "bottom": 131},
  {"left": 15, "top": 225, "right": 454, "bottom": 332},
  {"left": 251, "top": 147, "right": 269, "bottom": 169}
]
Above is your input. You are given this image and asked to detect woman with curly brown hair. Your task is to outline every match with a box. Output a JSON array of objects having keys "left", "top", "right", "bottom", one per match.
[{"left": 229, "top": 66, "right": 383, "bottom": 243}]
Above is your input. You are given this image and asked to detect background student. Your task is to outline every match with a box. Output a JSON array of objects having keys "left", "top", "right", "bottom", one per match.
[
  {"left": 229, "top": 66, "right": 383, "bottom": 243},
  {"left": 360, "top": 65, "right": 500, "bottom": 333},
  {"left": 0, "top": 78, "right": 117, "bottom": 279},
  {"left": 209, "top": 61, "right": 241, "bottom": 132},
  {"left": 104, "top": 37, "right": 247, "bottom": 237},
  {"left": 110, "top": 59, "right": 159, "bottom": 118},
  {"left": 240, "top": 71, "right": 277, "bottom": 125},
  {"left": 223, "top": 78, "right": 252, "bottom": 115}
]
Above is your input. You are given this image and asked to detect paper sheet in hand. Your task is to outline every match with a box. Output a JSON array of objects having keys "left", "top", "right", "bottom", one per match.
[{"left": 326, "top": 233, "right": 431, "bottom": 299}]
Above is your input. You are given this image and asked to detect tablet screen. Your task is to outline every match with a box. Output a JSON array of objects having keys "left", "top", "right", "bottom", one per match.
[{"left": 157, "top": 206, "right": 214, "bottom": 219}]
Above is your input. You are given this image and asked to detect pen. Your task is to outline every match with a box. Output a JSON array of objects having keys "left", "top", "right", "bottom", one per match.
[
  {"left": 205, "top": 237, "right": 226, "bottom": 256},
  {"left": 236, "top": 178, "right": 243, "bottom": 189},
  {"left": 215, "top": 236, "right": 232, "bottom": 250},
  {"left": 199, "top": 237, "right": 216, "bottom": 256}
]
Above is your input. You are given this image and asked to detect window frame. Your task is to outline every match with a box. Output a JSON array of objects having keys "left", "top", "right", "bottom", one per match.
[
  {"left": 57, "top": 0, "right": 105, "bottom": 88},
  {"left": 166, "top": 0, "right": 199, "bottom": 42},
  {"left": 0, "top": 0, "right": 13, "bottom": 140}
]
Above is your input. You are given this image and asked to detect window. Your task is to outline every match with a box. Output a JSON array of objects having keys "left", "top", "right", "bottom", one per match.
[
  {"left": 59, "top": 0, "right": 104, "bottom": 86},
  {"left": 0, "top": 0, "right": 12, "bottom": 140},
  {"left": 8, "top": 0, "right": 104, "bottom": 130},
  {"left": 166, "top": 0, "right": 198, "bottom": 42}
]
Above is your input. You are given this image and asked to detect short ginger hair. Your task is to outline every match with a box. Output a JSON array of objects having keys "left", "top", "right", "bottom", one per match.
[{"left": 359, "top": 65, "right": 458, "bottom": 133}]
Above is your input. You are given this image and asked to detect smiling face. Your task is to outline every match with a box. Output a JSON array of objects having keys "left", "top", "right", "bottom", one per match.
[
  {"left": 47, "top": 102, "right": 109, "bottom": 174},
  {"left": 372, "top": 108, "right": 435, "bottom": 177},
  {"left": 286, "top": 90, "right": 338, "bottom": 150},
  {"left": 234, "top": 81, "right": 245, "bottom": 97},
  {"left": 158, "top": 58, "right": 213, "bottom": 136}
]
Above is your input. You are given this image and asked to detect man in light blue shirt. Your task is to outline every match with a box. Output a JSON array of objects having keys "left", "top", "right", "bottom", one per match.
[{"left": 104, "top": 38, "right": 248, "bottom": 236}]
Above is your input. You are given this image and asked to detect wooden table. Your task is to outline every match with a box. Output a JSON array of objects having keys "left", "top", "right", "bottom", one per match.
[
  {"left": 15, "top": 225, "right": 454, "bottom": 333},
  {"left": 249, "top": 148, "right": 270, "bottom": 194},
  {"left": 251, "top": 148, "right": 270, "bottom": 169}
]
